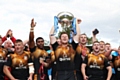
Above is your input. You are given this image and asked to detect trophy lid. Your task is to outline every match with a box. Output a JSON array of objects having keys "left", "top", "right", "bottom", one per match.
[{"left": 57, "top": 12, "right": 74, "bottom": 21}]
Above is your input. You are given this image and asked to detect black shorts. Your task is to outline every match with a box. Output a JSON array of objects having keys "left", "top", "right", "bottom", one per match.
[{"left": 56, "top": 71, "right": 76, "bottom": 80}]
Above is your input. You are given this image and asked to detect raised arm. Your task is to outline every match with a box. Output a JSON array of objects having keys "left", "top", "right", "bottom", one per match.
[
  {"left": 2, "top": 29, "right": 10, "bottom": 43},
  {"left": 29, "top": 18, "right": 36, "bottom": 49},
  {"left": 92, "top": 29, "right": 99, "bottom": 43},
  {"left": 49, "top": 26, "right": 57, "bottom": 44},
  {"left": 9, "top": 30, "right": 16, "bottom": 44},
  {"left": 23, "top": 39, "right": 29, "bottom": 46},
  {"left": 73, "top": 18, "right": 81, "bottom": 42},
  {"left": 92, "top": 34, "right": 97, "bottom": 43},
  {"left": 108, "top": 48, "right": 120, "bottom": 60}
]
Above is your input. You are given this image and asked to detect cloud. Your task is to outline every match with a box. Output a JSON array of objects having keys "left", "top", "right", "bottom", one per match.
[{"left": 0, "top": 0, "right": 120, "bottom": 47}]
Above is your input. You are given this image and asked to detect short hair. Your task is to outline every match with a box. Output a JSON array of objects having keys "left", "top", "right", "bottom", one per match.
[
  {"left": 36, "top": 37, "right": 44, "bottom": 42},
  {"left": 59, "top": 32, "right": 70, "bottom": 39},
  {"left": 105, "top": 43, "right": 110, "bottom": 45},
  {"left": 100, "top": 41, "right": 105, "bottom": 44},
  {"left": 80, "top": 33, "right": 87, "bottom": 37},
  {"left": 93, "top": 41, "right": 99, "bottom": 45},
  {"left": 80, "top": 33, "right": 87, "bottom": 39},
  {"left": 15, "top": 39, "right": 23, "bottom": 43}
]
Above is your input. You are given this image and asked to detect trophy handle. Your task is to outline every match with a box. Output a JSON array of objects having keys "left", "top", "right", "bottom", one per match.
[
  {"left": 71, "top": 18, "right": 76, "bottom": 35},
  {"left": 54, "top": 16, "right": 59, "bottom": 35}
]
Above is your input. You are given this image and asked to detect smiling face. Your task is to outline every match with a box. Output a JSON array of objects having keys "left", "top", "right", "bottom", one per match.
[
  {"left": 36, "top": 39, "right": 44, "bottom": 49},
  {"left": 14, "top": 40, "right": 24, "bottom": 54},
  {"left": 60, "top": 33, "right": 69, "bottom": 44}
]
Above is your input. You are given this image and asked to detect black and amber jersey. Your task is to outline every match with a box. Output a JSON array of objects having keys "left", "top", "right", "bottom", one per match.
[
  {"left": 0, "top": 47, "right": 8, "bottom": 78},
  {"left": 5, "top": 51, "right": 31, "bottom": 79},
  {"left": 76, "top": 44, "right": 89, "bottom": 56},
  {"left": 30, "top": 46, "right": 49, "bottom": 73},
  {"left": 0, "top": 47, "right": 7, "bottom": 62},
  {"left": 112, "top": 55, "right": 120, "bottom": 79},
  {"left": 52, "top": 41, "right": 78, "bottom": 71},
  {"left": 83, "top": 53, "right": 110, "bottom": 77},
  {"left": 74, "top": 44, "right": 89, "bottom": 70},
  {"left": 30, "top": 46, "right": 49, "bottom": 80}
]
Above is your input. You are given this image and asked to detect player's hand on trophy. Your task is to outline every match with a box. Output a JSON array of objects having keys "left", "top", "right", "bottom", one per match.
[
  {"left": 31, "top": 18, "right": 36, "bottom": 28},
  {"left": 77, "top": 18, "right": 82, "bottom": 24},
  {"left": 76, "top": 18, "right": 81, "bottom": 24}
]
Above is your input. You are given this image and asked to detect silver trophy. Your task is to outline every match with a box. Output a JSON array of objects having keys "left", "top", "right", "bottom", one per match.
[
  {"left": 54, "top": 12, "right": 75, "bottom": 39},
  {"left": 57, "top": 12, "right": 74, "bottom": 29}
]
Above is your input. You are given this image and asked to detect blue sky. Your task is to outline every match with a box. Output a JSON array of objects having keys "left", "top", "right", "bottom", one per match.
[{"left": 0, "top": 0, "right": 120, "bottom": 48}]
